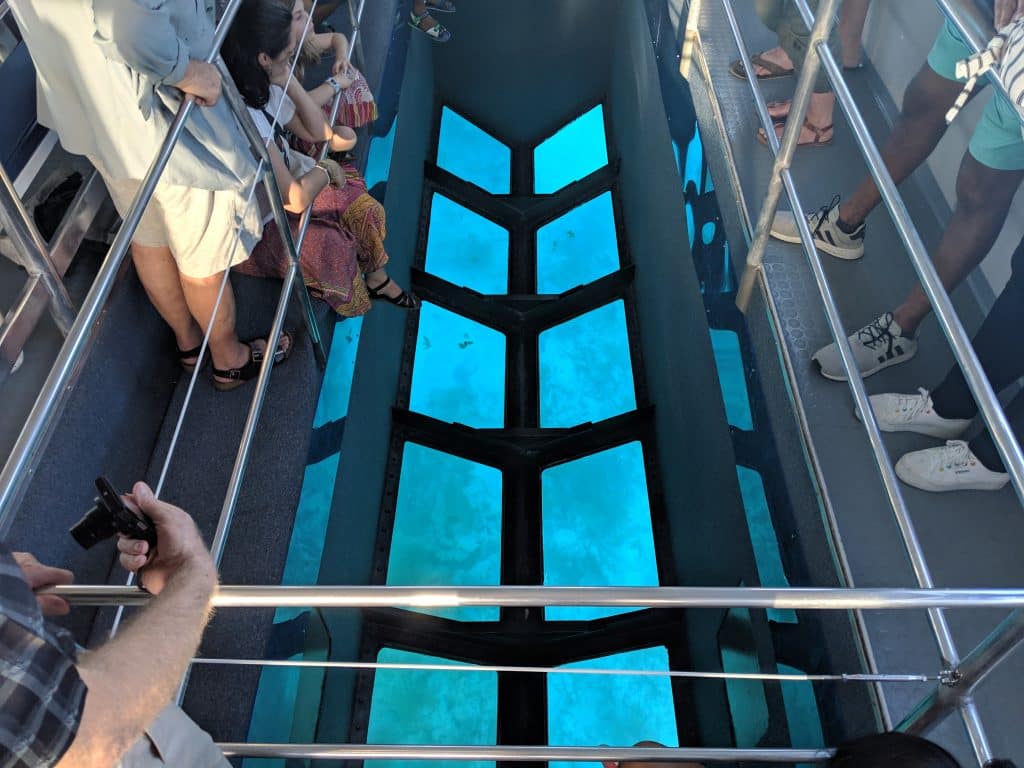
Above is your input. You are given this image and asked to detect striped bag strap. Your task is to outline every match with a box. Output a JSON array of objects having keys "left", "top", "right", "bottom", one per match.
[{"left": 946, "top": 18, "right": 1024, "bottom": 125}]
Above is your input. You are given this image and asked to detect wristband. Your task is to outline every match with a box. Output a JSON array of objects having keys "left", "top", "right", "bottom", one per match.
[
  {"left": 313, "top": 163, "right": 332, "bottom": 185},
  {"left": 326, "top": 76, "right": 342, "bottom": 95}
]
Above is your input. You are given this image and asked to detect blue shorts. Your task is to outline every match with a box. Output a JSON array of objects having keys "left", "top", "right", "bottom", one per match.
[{"left": 927, "top": 20, "right": 1024, "bottom": 171}]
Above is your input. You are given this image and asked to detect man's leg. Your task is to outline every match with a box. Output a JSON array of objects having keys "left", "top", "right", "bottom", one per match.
[
  {"left": 839, "top": 0, "right": 872, "bottom": 69},
  {"left": 130, "top": 244, "right": 203, "bottom": 356},
  {"left": 838, "top": 65, "right": 965, "bottom": 227},
  {"left": 178, "top": 272, "right": 250, "bottom": 373}
]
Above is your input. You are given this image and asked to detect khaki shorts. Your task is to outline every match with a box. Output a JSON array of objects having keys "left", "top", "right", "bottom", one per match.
[
  {"left": 117, "top": 703, "right": 229, "bottom": 768},
  {"left": 99, "top": 171, "right": 262, "bottom": 279}
]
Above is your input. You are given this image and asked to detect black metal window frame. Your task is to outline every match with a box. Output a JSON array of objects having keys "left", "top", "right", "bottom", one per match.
[{"left": 347, "top": 101, "right": 702, "bottom": 759}]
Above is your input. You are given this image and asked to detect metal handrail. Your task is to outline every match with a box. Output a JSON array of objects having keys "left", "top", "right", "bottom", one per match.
[
  {"left": 214, "top": 743, "right": 836, "bottom": 763},
  {"left": 46, "top": 584, "right": 1024, "bottom": 609},
  {"left": 717, "top": 0, "right": 1024, "bottom": 763}
]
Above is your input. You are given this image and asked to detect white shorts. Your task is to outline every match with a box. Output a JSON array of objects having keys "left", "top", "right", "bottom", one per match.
[
  {"left": 117, "top": 704, "right": 229, "bottom": 768},
  {"left": 98, "top": 169, "right": 262, "bottom": 280}
]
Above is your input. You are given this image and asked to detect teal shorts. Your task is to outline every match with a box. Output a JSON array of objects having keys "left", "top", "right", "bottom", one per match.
[{"left": 927, "top": 20, "right": 1024, "bottom": 171}]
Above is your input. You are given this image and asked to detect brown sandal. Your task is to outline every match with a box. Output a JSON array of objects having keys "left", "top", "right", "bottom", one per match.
[
  {"left": 757, "top": 119, "right": 834, "bottom": 148},
  {"left": 729, "top": 54, "right": 795, "bottom": 81}
]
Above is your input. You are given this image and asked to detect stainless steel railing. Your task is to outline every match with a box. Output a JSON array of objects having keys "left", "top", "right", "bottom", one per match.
[
  {"left": 0, "top": 0, "right": 327, "bottom": 537},
  {"left": 709, "top": 0, "right": 1024, "bottom": 763}
]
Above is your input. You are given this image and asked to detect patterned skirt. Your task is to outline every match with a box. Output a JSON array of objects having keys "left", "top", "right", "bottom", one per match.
[{"left": 234, "top": 165, "right": 388, "bottom": 318}]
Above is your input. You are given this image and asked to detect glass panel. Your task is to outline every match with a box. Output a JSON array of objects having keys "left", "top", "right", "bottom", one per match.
[
  {"left": 709, "top": 328, "right": 753, "bottom": 430},
  {"left": 389, "top": 443, "right": 501, "bottom": 621},
  {"left": 536, "top": 192, "right": 620, "bottom": 294},
  {"left": 543, "top": 442, "right": 656, "bottom": 621},
  {"left": 547, "top": 647, "right": 678, "bottom": 768},
  {"left": 367, "top": 648, "right": 497, "bottom": 768},
  {"left": 410, "top": 302, "right": 506, "bottom": 428},
  {"left": 535, "top": 105, "right": 608, "bottom": 193},
  {"left": 720, "top": 607, "right": 769, "bottom": 748},
  {"left": 737, "top": 467, "right": 796, "bottom": 624},
  {"left": 365, "top": 120, "right": 397, "bottom": 190},
  {"left": 426, "top": 194, "right": 509, "bottom": 294},
  {"left": 437, "top": 107, "right": 511, "bottom": 193},
  {"left": 539, "top": 300, "right": 635, "bottom": 427}
]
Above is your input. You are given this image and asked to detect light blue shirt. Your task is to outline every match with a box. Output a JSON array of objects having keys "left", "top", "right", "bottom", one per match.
[{"left": 10, "top": 0, "right": 257, "bottom": 191}]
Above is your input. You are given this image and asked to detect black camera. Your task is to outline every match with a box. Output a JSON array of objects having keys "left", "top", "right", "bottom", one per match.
[{"left": 70, "top": 477, "right": 157, "bottom": 550}]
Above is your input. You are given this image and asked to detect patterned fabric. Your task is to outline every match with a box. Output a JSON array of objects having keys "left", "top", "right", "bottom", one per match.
[
  {"left": 236, "top": 164, "right": 388, "bottom": 317},
  {"left": 334, "top": 66, "right": 378, "bottom": 129},
  {"left": 0, "top": 544, "right": 86, "bottom": 768},
  {"left": 947, "top": 17, "right": 1024, "bottom": 128}
]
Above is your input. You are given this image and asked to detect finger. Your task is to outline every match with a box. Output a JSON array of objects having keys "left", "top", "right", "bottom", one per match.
[
  {"left": 36, "top": 595, "right": 71, "bottom": 617},
  {"left": 13, "top": 551, "right": 39, "bottom": 567},
  {"left": 37, "top": 565, "right": 74, "bottom": 587},
  {"left": 116, "top": 535, "right": 150, "bottom": 557},
  {"left": 119, "top": 552, "right": 148, "bottom": 573}
]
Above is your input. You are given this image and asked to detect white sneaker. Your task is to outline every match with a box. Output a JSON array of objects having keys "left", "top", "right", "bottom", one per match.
[
  {"left": 770, "top": 196, "right": 865, "bottom": 260},
  {"left": 895, "top": 440, "right": 1009, "bottom": 492},
  {"left": 813, "top": 312, "right": 917, "bottom": 381},
  {"left": 856, "top": 388, "right": 971, "bottom": 439}
]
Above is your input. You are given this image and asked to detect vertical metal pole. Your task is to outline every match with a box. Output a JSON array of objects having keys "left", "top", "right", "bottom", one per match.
[
  {"left": 0, "top": 164, "right": 76, "bottom": 334},
  {"left": 734, "top": 0, "right": 840, "bottom": 312},
  {"left": 215, "top": 62, "right": 327, "bottom": 367}
]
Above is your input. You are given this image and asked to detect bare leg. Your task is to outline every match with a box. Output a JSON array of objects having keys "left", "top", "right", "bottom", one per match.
[
  {"left": 839, "top": 65, "right": 964, "bottom": 226},
  {"left": 839, "top": 0, "right": 872, "bottom": 68},
  {"left": 178, "top": 272, "right": 250, "bottom": 373},
  {"left": 412, "top": 0, "right": 440, "bottom": 31},
  {"left": 131, "top": 243, "right": 202, "bottom": 354},
  {"left": 748, "top": 45, "right": 795, "bottom": 75},
  {"left": 893, "top": 153, "right": 1024, "bottom": 336},
  {"left": 764, "top": 91, "right": 835, "bottom": 143},
  {"left": 366, "top": 268, "right": 409, "bottom": 299}
]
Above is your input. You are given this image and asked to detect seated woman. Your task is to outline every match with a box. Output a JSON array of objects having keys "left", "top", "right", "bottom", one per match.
[
  {"left": 283, "top": 0, "right": 378, "bottom": 132},
  {"left": 222, "top": 0, "right": 418, "bottom": 316}
]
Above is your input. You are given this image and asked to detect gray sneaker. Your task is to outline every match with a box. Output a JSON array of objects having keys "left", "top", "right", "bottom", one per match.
[
  {"left": 771, "top": 196, "right": 865, "bottom": 260},
  {"left": 812, "top": 312, "right": 917, "bottom": 381}
]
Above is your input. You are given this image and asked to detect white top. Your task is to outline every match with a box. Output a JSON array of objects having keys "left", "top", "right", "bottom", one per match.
[{"left": 249, "top": 85, "right": 317, "bottom": 178}]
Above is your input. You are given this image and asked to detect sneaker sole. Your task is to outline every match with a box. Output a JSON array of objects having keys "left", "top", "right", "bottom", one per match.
[
  {"left": 770, "top": 228, "right": 864, "bottom": 260},
  {"left": 852, "top": 408, "right": 970, "bottom": 439},
  {"left": 895, "top": 460, "right": 1010, "bottom": 492},
  {"left": 815, "top": 344, "right": 916, "bottom": 382}
]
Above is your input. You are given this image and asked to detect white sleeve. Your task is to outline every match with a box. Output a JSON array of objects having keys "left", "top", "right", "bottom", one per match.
[{"left": 266, "top": 85, "right": 297, "bottom": 126}]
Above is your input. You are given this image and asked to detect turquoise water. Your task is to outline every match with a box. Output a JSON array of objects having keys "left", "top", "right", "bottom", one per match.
[{"left": 244, "top": 92, "right": 826, "bottom": 761}]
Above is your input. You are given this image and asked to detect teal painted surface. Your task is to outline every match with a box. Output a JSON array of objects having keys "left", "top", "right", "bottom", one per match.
[
  {"left": 367, "top": 649, "right": 497, "bottom": 768},
  {"left": 409, "top": 302, "right": 506, "bottom": 428},
  {"left": 426, "top": 193, "right": 509, "bottom": 294},
  {"left": 389, "top": 443, "right": 502, "bottom": 622},
  {"left": 547, "top": 647, "right": 678, "bottom": 768},
  {"left": 438, "top": 107, "right": 511, "bottom": 194},
  {"left": 539, "top": 300, "right": 635, "bottom": 427},
  {"left": 535, "top": 106, "right": 609, "bottom": 193},
  {"left": 537, "top": 191, "right": 620, "bottom": 294},
  {"left": 542, "top": 442, "right": 658, "bottom": 621},
  {"left": 778, "top": 663, "right": 826, "bottom": 754},
  {"left": 737, "top": 466, "right": 797, "bottom": 624},
  {"left": 720, "top": 608, "right": 770, "bottom": 748}
]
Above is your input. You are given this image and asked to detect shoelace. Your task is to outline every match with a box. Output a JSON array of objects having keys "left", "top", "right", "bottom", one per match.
[
  {"left": 856, "top": 312, "right": 896, "bottom": 351},
  {"left": 939, "top": 440, "right": 972, "bottom": 469},
  {"left": 807, "top": 194, "right": 841, "bottom": 238},
  {"left": 894, "top": 388, "right": 933, "bottom": 422}
]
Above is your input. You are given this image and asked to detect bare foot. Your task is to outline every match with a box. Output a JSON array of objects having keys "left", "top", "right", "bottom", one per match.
[
  {"left": 758, "top": 120, "right": 834, "bottom": 146},
  {"left": 751, "top": 46, "right": 794, "bottom": 77}
]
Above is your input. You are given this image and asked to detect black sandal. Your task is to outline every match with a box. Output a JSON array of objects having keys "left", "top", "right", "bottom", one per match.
[
  {"left": 212, "top": 331, "right": 293, "bottom": 392},
  {"left": 367, "top": 277, "right": 421, "bottom": 310},
  {"left": 178, "top": 344, "right": 203, "bottom": 373}
]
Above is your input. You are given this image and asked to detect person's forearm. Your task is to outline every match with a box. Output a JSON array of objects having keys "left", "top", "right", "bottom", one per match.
[
  {"left": 287, "top": 80, "right": 334, "bottom": 143},
  {"left": 55, "top": 564, "right": 215, "bottom": 768},
  {"left": 308, "top": 82, "right": 335, "bottom": 108}
]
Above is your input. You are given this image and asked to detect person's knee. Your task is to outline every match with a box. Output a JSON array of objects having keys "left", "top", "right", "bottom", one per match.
[
  {"left": 179, "top": 270, "right": 226, "bottom": 290},
  {"left": 955, "top": 158, "right": 1020, "bottom": 216}
]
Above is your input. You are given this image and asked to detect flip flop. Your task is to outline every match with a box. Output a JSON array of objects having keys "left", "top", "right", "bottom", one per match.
[
  {"left": 729, "top": 53, "right": 795, "bottom": 80},
  {"left": 757, "top": 119, "right": 834, "bottom": 148}
]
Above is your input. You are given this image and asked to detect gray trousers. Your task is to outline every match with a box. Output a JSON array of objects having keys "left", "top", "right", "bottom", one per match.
[
  {"left": 117, "top": 704, "right": 230, "bottom": 768},
  {"left": 754, "top": 0, "right": 841, "bottom": 92}
]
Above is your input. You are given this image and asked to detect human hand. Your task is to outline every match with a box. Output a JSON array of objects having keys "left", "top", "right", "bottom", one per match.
[
  {"left": 317, "top": 158, "right": 347, "bottom": 187},
  {"left": 331, "top": 34, "right": 350, "bottom": 76},
  {"left": 117, "top": 482, "right": 216, "bottom": 596},
  {"left": 173, "top": 60, "right": 222, "bottom": 106},
  {"left": 13, "top": 552, "right": 73, "bottom": 616},
  {"left": 995, "top": 0, "right": 1024, "bottom": 29}
]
